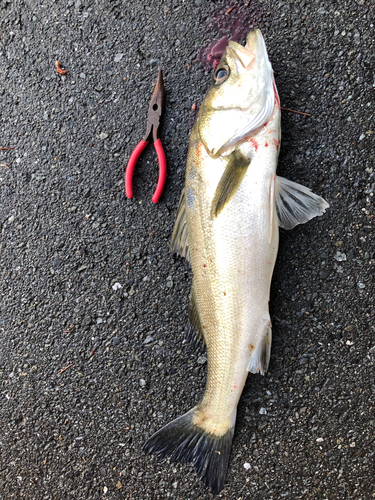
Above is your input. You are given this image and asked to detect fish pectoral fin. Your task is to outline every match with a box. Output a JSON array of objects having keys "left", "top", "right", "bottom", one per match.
[
  {"left": 211, "top": 150, "right": 251, "bottom": 219},
  {"left": 186, "top": 284, "right": 205, "bottom": 346},
  {"left": 170, "top": 188, "right": 190, "bottom": 261},
  {"left": 275, "top": 176, "right": 329, "bottom": 230},
  {"left": 247, "top": 324, "right": 272, "bottom": 376}
]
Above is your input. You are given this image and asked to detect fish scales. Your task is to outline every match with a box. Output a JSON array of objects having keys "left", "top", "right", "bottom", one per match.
[
  {"left": 144, "top": 29, "right": 328, "bottom": 494},
  {"left": 186, "top": 112, "right": 280, "bottom": 435}
]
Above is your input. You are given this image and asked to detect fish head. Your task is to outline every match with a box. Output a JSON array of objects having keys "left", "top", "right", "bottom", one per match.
[{"left": 197, "top": 29, "right": 276, "bottom": 159}]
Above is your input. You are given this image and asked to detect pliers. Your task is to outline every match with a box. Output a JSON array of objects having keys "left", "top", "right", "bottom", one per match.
[{"left": 125, "top": 68, "right": 167, "bottom": 203}]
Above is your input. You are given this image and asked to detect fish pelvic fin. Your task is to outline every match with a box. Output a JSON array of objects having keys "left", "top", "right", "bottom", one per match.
[
  {"left": 186, "top": 284, "right": 205, "bottom": 346},
  {"left": 275, "top": 176, "right": 329, "bottom": 230},
  {"left": 211, "top": 150, "right": 251, "bottom": 219},
  {"left": 247, "top": 324, "right": 272, "bottom": 375},
  {"left": 143, "top": 407, "right": 234, "bottom": 495},
  {"left": 170, "top": 188, "right": 190, "bottom": 261}
]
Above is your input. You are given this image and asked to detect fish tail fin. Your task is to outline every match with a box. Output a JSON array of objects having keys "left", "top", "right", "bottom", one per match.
[{"left": 143, "top": 407, "right": 234, "bottom": 495}]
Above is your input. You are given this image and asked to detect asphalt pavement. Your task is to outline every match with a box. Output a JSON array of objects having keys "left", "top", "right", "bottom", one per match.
[{"left": 0, "top": 0, "right": 374, "bottom": 498}]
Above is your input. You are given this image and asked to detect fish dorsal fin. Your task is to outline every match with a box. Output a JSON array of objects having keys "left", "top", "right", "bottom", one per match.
[
  {"left": 275, "top": 176, "right": 329, "bottom": 230},
  {"left": 247, "top": 323, "right": 272, "bottom": 376},
  {"left": 211, "top": 150, "right": 251, "bottom": 219},
  {"left": 186, "top": 284, "right": 205, "bottom": 346},
  {"left": 170, "top": 188, "right": 190, "bottom": 261}
]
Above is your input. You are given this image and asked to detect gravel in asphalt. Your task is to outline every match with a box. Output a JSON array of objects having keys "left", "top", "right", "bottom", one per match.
[{"left": 0, "top": 0, "right": 374, "bottom": 498}]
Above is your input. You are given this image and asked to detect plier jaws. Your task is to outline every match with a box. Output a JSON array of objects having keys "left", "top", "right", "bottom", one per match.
[{"left": 125, "top": 68, "right": 167, "bottom": 203}]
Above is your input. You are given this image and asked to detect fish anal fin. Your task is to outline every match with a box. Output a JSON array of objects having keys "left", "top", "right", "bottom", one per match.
[
  {"left": 247, "top": 324, "right": 272, "bottom": 376},
  {"left": 143, "top": 407, "right": 234, "bottom": 495},
  {"left": 186, "top": 285, "right": 205, "bottom": 346},
  {"left": 211, "top": 150, "right": 250, "bottom": 219},
  {"left": 170, "top": 188, "right": 190, "bottom": 261},
  {"left": 275, "top": 176, "right": 329, "bottom": 230}
]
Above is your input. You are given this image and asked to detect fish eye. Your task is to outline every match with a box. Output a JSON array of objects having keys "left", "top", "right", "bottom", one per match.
[{"left": 214, "top": 65, "right": 229, "bottom": 84}]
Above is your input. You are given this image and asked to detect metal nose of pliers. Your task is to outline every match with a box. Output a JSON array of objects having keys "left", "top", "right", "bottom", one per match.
[{"left": 125, "top": 68, "right": 167, "bottom": 203}]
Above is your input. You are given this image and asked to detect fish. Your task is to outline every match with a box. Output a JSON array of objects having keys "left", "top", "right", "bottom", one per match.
[{"left": 143, "top": 29, "right": 329, "bottom": 494}]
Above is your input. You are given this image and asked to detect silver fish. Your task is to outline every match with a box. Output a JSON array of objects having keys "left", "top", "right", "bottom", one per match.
[{"left": 144, "top": 29, "right": 328, "bottom": 494}]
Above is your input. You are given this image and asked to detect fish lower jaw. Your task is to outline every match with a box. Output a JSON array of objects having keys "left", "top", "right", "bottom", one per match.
[{"left": 192, "top": 407, "right": 236, "bottom": 437}]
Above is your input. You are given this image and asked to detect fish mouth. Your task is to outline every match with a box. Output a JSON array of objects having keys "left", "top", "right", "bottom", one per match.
[
  {"left": 244, "top": 29, "right": 270, "bottom": 75},
  {"left": 228, "top": 29, "right": 268, "bottom": 75},
  {"left": 245, "top": 28, "right": 263, "bottom": 52}
]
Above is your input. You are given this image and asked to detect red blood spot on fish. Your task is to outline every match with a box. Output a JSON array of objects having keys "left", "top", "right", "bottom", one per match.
[
  {"left": 196, "top": 142, "right": 209, "bottom": 161},
  {"left": 265, "top": 141, "right": 268, "bottom": 147},
  {"left": 203, "top": 264, "right": 206, "bottom": 267},
  {"left": 273, "top": 138, "right": 279, "bottom": 150},
  {"left": 249, "top": 138, "right": 258, "bottom": 151}
]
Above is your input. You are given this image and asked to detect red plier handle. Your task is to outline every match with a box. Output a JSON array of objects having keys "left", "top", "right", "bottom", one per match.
[
  {"left": 125, "top": 138, "right": 166, "bottom": 203},
  {"left": 125, "top": 68, "right": 167, "bottom": 203}
]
